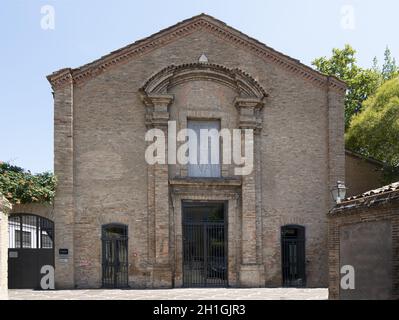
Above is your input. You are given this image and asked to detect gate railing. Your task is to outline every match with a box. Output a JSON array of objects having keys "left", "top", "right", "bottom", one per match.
[
  {"left": 183, "top": 220, "right": 227, "bottom": 288},
  {"left": 101, "top": 224, "right": 129, "bottom": 288},
  {"left": 281, "top": 225, "right": 306, "bottom": 287},
  {"left": 8, "top": 214, "right": 54, "bottom": 289}
]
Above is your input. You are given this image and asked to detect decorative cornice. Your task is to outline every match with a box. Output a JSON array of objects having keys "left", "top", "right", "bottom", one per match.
[
  {"left": 47, "top": 68, "right": 73, "bottom": 90},
  {"left": 169, "top": 177, "right": 242, "bottom": 187},
  {"left": 140, "top": 63, "right": 267, "bottom": 99},
  {"left": 47, "top": 14, "right": 347, "bottom": 93}
]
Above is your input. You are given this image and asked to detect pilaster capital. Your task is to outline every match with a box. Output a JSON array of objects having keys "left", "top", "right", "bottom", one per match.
[
  {"left": 147, "top": 94, "right": 174, "bottom": 108},
  {"left": 234, "top": 97, "right": 264, "bottom": 109},
  {"left": 234, "top": 97, "right": 264, "bottom": 131},
  {"left": 143, "top": 94, "right": 174, "bottom": 128}
]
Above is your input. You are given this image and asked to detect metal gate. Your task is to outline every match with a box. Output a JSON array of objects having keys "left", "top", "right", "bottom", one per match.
[
  {"left": 281, "top": 225, "right": 306, "bottom": 287},
  {"left": 8, "top": 214, "right": 54, "bottom": 289},
  {"left": 102, "top": 224, "right": 128, "bottom": 288},
  {"left": 182, "top": 202, "right": 227, "bottom": 287}
]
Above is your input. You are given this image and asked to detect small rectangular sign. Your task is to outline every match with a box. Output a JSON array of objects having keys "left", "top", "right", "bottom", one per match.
[
  {"left": 9, "top": 251, "right": 18, "bottom": 258},
  {"left": 59, "top": 248, "right": 69, "bottom": 255}
]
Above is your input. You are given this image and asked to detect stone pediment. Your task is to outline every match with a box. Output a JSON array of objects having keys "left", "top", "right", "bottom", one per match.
[
  {"left": 47, "top": 13, "right": 346, "bottom": 93},
  {"left": 140, "top": 62, "right": 267, "bottom": 100},
  {"left": 139, "top": 62, "right": 267, "bottom": 130}
]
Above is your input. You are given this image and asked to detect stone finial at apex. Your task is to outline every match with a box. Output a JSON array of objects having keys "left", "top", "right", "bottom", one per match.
[{"left": 198, "top": 53, "right": 209, "bottom": 63}]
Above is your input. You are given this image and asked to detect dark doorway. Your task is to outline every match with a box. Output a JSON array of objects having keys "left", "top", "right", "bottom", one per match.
[
  {"left": 101, "top": 224, "right": 128, "bottom": 288},
  {"left": 8, "top": 214, "right": 55, "bottom": 289},
  {"left": 182, "top": 201, "right": 227, "bottom": 287},
  {"left": 281, "top": 225, "right": 306, "bottom": 287}
]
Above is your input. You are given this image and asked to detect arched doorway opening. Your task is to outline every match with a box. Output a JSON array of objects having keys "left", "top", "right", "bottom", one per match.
[{"left": 8, "top": 214, "right": 54, "bottom": 289}]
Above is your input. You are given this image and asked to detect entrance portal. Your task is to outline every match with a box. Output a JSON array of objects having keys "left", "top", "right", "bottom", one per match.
[
  {"left": 182, "top": 202, "right": 227, "bottom": 287},
  {"left": 8, "top": 214, "right": 54, "bottom": 289},
  {"left": 281, "top": 225, "right": 306, "bottom": 287},
  {"left": 101, "top": 224, "right": 128, "bottom": 288}
]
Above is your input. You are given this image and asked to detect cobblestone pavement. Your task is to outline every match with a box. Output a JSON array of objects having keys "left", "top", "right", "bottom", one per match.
[{"left": 4, "top": 288, "right": 328, "bottom": 300}]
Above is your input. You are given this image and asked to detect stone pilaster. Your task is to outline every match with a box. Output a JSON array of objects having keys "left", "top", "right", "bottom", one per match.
[
  {"left": 52, "top": 70, "right": 75, "bottom": 289},
  {"left": 146, "top": 94, "right": 174, "bottom": 288},
  {"left": 235, "top": 97, "right": 265, "bottom": 287},
  {"left": 0, "top": 194, "right": 12, "bottom": 299}
]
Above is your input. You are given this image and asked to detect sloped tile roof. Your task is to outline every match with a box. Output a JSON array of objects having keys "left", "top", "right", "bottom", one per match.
[
  {"left": 347, "top": 182, "right": 399, "bottom": 201},
  {"left": 330, "top": 182, "right": 399, "bottom": 214}
]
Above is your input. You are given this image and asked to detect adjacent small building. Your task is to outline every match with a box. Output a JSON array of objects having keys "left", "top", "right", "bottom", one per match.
[
  {"left": 345, "top": 150, "right": 384, "bottom": 197},
  {"left": 0, "top": 194, "right": 11, "bottom": 297},
  {"left": 328, "top": 182, "right": 399, "bottom": 300}
]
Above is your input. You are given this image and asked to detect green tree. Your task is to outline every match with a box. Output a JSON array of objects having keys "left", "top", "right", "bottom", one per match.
[
  {"left": 312, "top": 44, "right": 380, "bottom": 130},
  {"left": 381, "top": 46, "right": 398, "bottom": 81},
  {"left": 0, "top": 162, "right": 56, "bottom": 204},
  {"left": 346, "top": 78, "right": 399, "bottom": 182}
]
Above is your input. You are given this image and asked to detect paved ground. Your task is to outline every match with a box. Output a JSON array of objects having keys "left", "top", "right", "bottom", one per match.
[{"left": 3, "top": 288, "right": 328, "bottom": 300}]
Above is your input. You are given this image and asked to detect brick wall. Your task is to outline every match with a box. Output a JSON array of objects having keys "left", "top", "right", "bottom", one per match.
[
  {"left": 49, "top": 15, "right": 345, "bottom": 288},
  {"left": 345, "top": 151, "right": 383, "bottom": 197},
  {"left": 328, "top": 198, "right": 399, "bottom": 299}
]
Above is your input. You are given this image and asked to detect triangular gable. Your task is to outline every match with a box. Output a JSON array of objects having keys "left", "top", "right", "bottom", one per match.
[{"left": 47, "top": 13, "right": 346, "bottom": 92}]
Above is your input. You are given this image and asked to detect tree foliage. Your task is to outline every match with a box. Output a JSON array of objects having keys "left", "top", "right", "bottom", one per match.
[
  {"left": 314, "top": 45, "right": 399, "bottom": 182},
  {"left": 0, "top": 162, "right": 56, "bottom": 204},
  {"left": 381, "top": 47, "right": 398, "bottom": 81},
  {"left": 312, "top": 44, "right": 380, "bottom": 130},
  {"left": 345, "top": 78, "right": 399, "bottom": 181}
]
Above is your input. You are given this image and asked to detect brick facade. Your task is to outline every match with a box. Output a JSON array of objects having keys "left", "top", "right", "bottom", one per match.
[
  {"left": 345, "top": 150, "right": 384, "bottom": 197},
  {"left": 47, "top": 14, "right": 346, "bottom": 289},
  {"left": 328, "top": 184, "right": 399, "bottom": 299}
]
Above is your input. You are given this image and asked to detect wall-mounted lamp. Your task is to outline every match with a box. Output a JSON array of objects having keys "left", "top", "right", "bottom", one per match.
[{"left": 330, "top": 181, "right": 348, "bottom": 204}]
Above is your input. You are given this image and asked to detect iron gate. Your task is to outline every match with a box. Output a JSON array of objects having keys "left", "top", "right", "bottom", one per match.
[
  {"left": 281, "top": 225, "right": 306, "bottom": 287},
  {"left": 182, "top": 202, "right": 227, "bottom": 287},
  {"left": 102, "top": 224, "right": 128, "bottom": 288},
  {"left": 8, "top": 214, "right": 54, "bottom": 289}
]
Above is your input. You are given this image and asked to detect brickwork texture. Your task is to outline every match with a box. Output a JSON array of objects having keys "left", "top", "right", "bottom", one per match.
[{"left": 47, "top": 14, "right": 346, "bottom": 289}]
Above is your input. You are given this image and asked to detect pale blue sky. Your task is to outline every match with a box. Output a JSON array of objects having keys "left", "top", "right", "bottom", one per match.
[{"left": 0, "top": 0, "right": 398, "bottom": 173}]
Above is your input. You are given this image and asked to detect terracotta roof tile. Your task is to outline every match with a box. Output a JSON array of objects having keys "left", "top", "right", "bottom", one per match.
[
  {"left": 330, "top": 182, "right": 399, "bottom": 214},
  {"left": 346, "top": 182, "right": 399, "bottom": 201}
]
